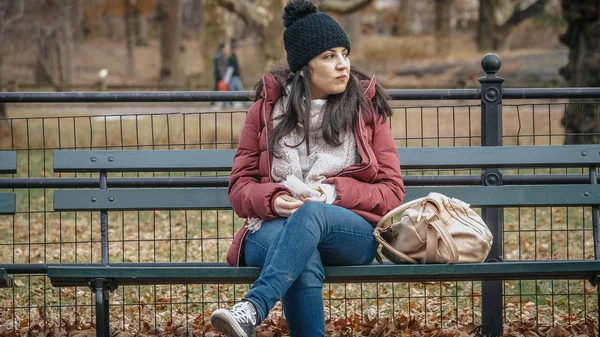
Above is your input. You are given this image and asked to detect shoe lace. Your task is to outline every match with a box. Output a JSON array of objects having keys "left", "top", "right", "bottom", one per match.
[{"left": 231, "top": 302, "right": 256, "bottom": 325}]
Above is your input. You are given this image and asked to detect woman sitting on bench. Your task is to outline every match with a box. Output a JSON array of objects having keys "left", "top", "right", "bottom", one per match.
[{"left": 210, "top": 1, "right": 405, "bottom": 336}]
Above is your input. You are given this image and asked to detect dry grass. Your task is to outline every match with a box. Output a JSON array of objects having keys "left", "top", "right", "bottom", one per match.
[{"left": 3, "top": 112, "right": 245, "bottom": 151}]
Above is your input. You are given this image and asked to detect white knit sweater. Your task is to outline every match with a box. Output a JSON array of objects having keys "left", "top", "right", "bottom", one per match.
[{"left": 271, "top": 97, "right": 356, "bottom": 196}]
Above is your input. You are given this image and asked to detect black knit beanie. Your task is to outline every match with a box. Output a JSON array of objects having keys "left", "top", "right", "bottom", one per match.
[{"left": 283, "top": 0, "right": 351, "bottom": 73}]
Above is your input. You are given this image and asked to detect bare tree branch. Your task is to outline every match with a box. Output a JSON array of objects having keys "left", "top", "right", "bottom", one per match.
[
  {"left": 214, "top": 0, "right": 272, "bottom": 27},
  {"left": 318, "top": 0, "right": 373, "bottom": 14},
  {"left": 500, "top": 0, "right": 547, "bottom": 29}
]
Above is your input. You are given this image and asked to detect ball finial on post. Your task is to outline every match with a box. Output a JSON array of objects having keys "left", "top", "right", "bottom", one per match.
[{"left": 481, "top": 53, "right": 501, "bottom": 76}]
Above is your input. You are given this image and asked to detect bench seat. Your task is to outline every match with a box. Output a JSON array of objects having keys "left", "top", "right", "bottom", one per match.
[
  {"left": 48, "top": 260, "right": 600, "bottom": 287},
  {"left": 0, "top": 269, "right": 13, "bottom": 288}
]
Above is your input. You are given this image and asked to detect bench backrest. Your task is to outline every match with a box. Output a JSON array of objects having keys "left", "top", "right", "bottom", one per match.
[
  {"left": 0, "top": 151, "right": 16, "bottom": 215},
  {"left": 53, "top": 145, "right": 600, "bottom": 172},
  {"left": 52, "top": 145, "right": 600, "bottom": 211}
]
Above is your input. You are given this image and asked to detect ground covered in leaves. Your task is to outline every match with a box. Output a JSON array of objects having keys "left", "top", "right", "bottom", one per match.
[{"left": 1, "top": 311, "right": 597, "bottom": 337}]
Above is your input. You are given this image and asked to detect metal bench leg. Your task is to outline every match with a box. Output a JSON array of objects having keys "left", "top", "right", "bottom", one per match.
[
  {"left": 482, "top": 280, "right": 502, "bottom": 337},
  {"left": 91, "top": 278, "right": 115, "bottom": 337},
  {"left": 481, "top": 205, "right": 504, "bottom": 337}
]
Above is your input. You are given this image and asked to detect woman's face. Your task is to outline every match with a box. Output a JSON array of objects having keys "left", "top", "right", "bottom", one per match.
[{"left": 307, "top": 47, "right": 350, "bottom": 99}]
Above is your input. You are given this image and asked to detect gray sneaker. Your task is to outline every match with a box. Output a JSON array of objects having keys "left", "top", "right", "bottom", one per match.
[{"left": 211, "top": 301, "right": 258, "bottom": 337}]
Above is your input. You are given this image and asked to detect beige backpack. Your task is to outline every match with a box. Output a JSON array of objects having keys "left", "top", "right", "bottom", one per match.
[{"left": 373, "top": 192, "right": 493, "bottom": 264}]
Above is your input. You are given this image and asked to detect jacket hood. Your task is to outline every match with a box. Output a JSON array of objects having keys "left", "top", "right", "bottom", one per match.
[
  {"left": 258, "top": 73, "right": 284, "bottom": 107},
  {"left": 360, "top": 75, "right": 377, "bottom": 100}
]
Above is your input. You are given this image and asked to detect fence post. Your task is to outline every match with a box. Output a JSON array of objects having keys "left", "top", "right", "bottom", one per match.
[
  {"left": 589, "top": 168, "right": 600, "bottom": 337},
  {"left": 479, "top": 53, "right": 504, "bottom": 337}
]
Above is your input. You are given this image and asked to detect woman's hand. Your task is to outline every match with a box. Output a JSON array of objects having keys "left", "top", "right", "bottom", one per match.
[
  {"left": 274, "top": 194, "right": 304, "bottom": 217},
  {"left": 302, "top": 193, "right": 327, "bottom": 203}
]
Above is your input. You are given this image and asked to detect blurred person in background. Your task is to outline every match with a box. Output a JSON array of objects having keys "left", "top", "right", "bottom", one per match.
[
  {"left": 213, "top": 42, "right": 229, "bottom": 107},
  {"left": 227, "top": 38, "right": 249, "bottom": 108}
]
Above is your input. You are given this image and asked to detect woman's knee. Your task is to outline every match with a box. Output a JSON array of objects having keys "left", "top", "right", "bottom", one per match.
[
  {"left": 289, "top": 202, "right": 331, "bottom": 238},
  {"left": 293, "top": 202, "right": 330, "bottom": 227}
]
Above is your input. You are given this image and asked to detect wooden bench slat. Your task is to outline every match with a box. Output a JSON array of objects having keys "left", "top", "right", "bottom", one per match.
[
  {"left": 406, "top": 185, "right": 600, "bottom": 206},
  {"left": 47, "top": 260, "right": 600, "bottom": 287},
  {"left": 54, "top": 150, "right": 235, "bottom": 172},
  {"left": 0, "top": 269, "right": 13, "bottom": 288},
  {"left": 399, "top": 145, "right": 600, "bottom": 169},
  {"left": 53, "top": 185, "right": 600, "bottom": 211},
  {"left": 0, "top": 192, "right": 16, "bottom": 215},
  {"left": 53, "top": 146, "right": 600, "bottom": 173},
  {"left": 0, "top": 151, "right": 17, "bottom": 174},
  {"left": 54, "top": 188, "right": 231, "bottom": 211}
]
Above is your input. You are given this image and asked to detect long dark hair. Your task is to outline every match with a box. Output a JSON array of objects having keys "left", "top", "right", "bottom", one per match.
[{"left": 254, "top": 66, "right": 392, "bottom": 156}]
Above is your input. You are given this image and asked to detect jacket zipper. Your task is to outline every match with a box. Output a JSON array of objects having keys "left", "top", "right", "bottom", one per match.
[{"left": 261, "top": 75, "right": 273, "bottom": 183}]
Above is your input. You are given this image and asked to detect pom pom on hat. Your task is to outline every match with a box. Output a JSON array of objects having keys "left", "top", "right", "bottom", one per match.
[{"left": 282, "top": 0, "right": 317, "bottom": 28}]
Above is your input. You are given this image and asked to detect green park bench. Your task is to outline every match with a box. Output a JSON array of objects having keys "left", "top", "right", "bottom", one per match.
[
  {"left": 47, "top": 145, "right": 600, "bottom": 337},
  {"left": 0, "top": 150, "right": 16, "bottom": 288}
]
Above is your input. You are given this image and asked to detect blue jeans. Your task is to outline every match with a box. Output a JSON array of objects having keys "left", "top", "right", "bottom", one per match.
[
  {"left": 223, "top": 76, "right": 244, "bottom": 108},
  {"left": 243, "top": 202, "right": 378, "bottom": 337},
  {"left": 229, "top": 75, "right": 243, "bottom": 91}
]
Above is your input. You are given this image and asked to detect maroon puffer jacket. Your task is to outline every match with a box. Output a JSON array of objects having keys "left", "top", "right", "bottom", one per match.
[{"left": 226, "top": 73, "right": 405, "bottom": 266}]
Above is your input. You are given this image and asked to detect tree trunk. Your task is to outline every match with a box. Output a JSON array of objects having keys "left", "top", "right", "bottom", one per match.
[
  {"left": 60, "top": 0, "right": 76, "bottom": 88},
  {"left": 435, "top": 0, "right": 452, "bottom": 54},
  {"left": 157, "top": 0, "right": 183, "bottom": 86},
  {"left": 72, "top": 0, "right": 83, "bottom": 44},
  {"left": 136, "top": 14, "right": 148, "bottom": 46},
  {"left": 124, "top": 0, "right": 136, "bottom": 77},
  {"left": 0, "top": 0, "right": 25, "bottom": 88},
  {"left": 135, "top": 0, "right": 153, "bottom": 45},
  {"left": 257, "top": 0, "right": 284, "bottom": 72},
  {"left": 559, "top": 0, "right": 600, "bottom": 144},
  {"left": 340, "top": 11, "right": 361, "bottom": 46},
  {"left": 35, "top": 29, "right": 58, "bottom": 86},
  {"left": 183, "top": 0, "right": 203, "bottom": 30},
  {"left": 398, "top": 0, "right": 417, "bottom": 34},
  {"left": 477, "top": 0, "right": 496, "bottom": 51}
]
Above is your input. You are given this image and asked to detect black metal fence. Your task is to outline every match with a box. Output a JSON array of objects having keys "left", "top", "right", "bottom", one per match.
[{"left": 1, "top": 53, "right": 600, "bottom": 336}]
